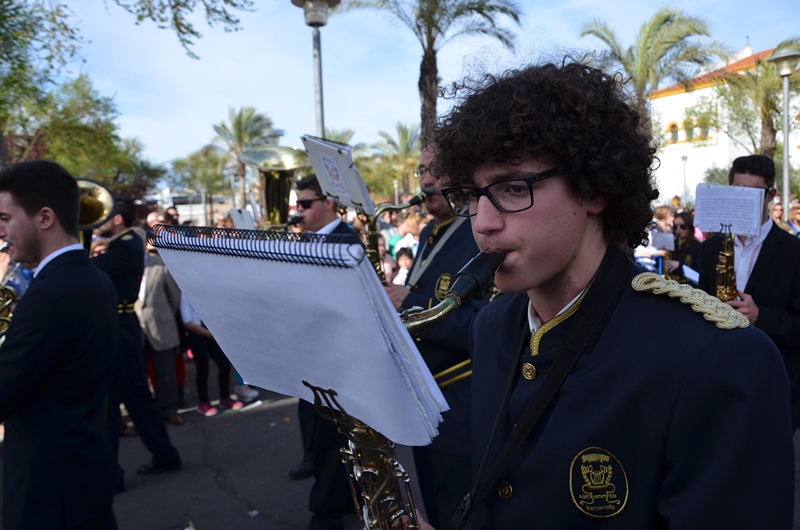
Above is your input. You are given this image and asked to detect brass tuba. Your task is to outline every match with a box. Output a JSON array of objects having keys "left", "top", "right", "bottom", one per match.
[
  {"left": 77, "top": 178, "right": 116, "bottom": 249},
  {"left": 715, "top": 224, "right": 737, "bottom": 302}
]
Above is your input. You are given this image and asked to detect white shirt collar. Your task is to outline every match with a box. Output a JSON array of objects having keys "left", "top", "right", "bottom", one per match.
[
  {"left": 528, "top": 289, "right": 585, "bottom": 333},
  {"left": 315, "top": 218, "right": 342, "bottom": 235},
  {"left": 33, "top": 243, "right": 84, "bottom": 278},
  {"left": 735, "top": 217, "right": 773, "bottom": 248}
]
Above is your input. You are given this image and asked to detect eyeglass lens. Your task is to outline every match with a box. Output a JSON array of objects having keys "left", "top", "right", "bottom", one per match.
[{"left": 445, "top": 179, "right": 534, "bottom": 216}]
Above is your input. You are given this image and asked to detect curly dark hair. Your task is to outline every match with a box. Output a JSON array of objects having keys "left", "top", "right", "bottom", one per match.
[{"left": 430, "top": 60, "right": 658, "bottom": 248}]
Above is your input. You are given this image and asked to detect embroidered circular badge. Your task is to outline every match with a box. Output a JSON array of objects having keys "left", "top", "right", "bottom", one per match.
[
  {"left": 434, "top": 273, "right": 452, "bottom": 301},
  {"left": 569, "top": 447, "right": 628, "bottom": 518}
]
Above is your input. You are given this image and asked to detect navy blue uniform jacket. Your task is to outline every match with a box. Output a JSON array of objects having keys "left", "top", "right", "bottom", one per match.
[
  {"left": 469, "top": 261, "right": 793, "bottom": 528},
  {"left": 699, "top": 224, "right": 800, "bottom": 426},
  {"left": 0, "top": 250, "right": 118, "bottom": 529},
  {"left": 401, "top": 217, "right": 487, "bottom": 455},
  {"left": 93, "top": 229, "right": 145, "bottom": 359}
]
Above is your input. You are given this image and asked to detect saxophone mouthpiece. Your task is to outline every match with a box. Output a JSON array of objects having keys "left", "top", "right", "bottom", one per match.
[
  {"left": 287, "top": 216, "right": 303, "bottom": 227},
  {"left": 0, "top": 242, "right": 9, "bottom": 253},
  {"left": 448, "top": 251, "right": 506, "bottom": 302},
  {"left": 407, "top": 191, "right": 428, "bottom": 206}
]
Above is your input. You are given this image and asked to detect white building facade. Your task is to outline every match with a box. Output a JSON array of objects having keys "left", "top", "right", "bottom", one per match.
[{"left": 649, "top": 47, "right": 799, "bottom": 206}]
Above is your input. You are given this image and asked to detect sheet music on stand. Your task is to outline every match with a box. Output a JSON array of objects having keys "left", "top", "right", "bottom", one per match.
[
  {"left": 148, "top": 225, "right": 447, "bottom": 446},
  {"left": 301, "top": 135, "right": 376, "bottom": 216},
  {"left": 695, "top": 184, "right": 765, "bottom": 237}
]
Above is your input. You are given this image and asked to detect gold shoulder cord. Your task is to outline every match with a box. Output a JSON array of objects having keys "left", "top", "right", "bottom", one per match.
[{"left": 631, "top": 273, "right": 749, "bottom": 330}]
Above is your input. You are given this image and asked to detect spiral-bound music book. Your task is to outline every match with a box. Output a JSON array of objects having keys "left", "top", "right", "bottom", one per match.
[{"left": 148, "top": 225, "right": 447, "bottom": 445}]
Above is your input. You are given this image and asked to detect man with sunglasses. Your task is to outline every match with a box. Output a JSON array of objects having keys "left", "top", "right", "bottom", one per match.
[
  {"left": 384, "top": 147, "right": 487, "bottom": 530},
  {"left": 293, "top": 173, "right": 360, "bottom": 530},
  {"left": 697, "top": 155, "right": 800, "bottom": 438},
  {"left": 417, "top": 62, "right": 792, "bottom": 529}
]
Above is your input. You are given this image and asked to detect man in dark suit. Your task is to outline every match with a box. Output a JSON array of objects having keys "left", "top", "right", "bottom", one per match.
[
  {"left": 0, "top": 160, "right": 118, "bottom": 529},
  {"left": 295, "top": 173, "right": 361, "bottom": 530},
  {"left": 698, "top": 155, "right": 800, "bottom": 427},
  {"left": 384, "top": 147, "right": 488, "bottom": 529},
  {"left": 93, "top": 198, "right": 182, "bottom": 488}
]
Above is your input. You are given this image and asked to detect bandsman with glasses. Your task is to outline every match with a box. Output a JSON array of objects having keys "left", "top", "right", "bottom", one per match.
[
  {"left": 417, "top": 61, "right": 792, "bottom": 530},
  {"left": 384, "top": 147, "right": 489, "bottom": 530}
]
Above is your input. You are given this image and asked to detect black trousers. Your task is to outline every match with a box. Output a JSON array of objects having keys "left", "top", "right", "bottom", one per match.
[
  {"left": 187, "top": 332, "right": 231, "bottom": 403},
  {"left": 308, "top": 416, "right": 353, "bottom": 530},
  {"left": 107, "top": 327, "right": 180, "bottom": 489},
  {"left": 412, "top": 446, "right": 471, "bottom": 530},
  {"left": 298, "top": 399, "right": 318, "bottom": 463}
]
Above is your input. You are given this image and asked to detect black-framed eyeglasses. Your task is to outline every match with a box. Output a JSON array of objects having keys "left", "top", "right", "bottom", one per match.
[
  {"left": 414, "top": 165, "right": 429, "bottom": 179},
  {"left": 440, "top": 167, "right": 561, "bottom": 218},
  {"left": 296, "top": 198, "right": 325, "bottom": 209}
]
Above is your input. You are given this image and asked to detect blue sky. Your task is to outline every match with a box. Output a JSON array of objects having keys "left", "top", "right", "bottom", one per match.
[{"left": 65, "top": 0, "right": 798, "bottom": 165}]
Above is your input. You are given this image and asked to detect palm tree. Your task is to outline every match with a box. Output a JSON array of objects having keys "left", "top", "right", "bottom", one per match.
[
  {"left": 172, "top": 146, "right": 228, "bottom": 225},
  {"left": 212, "top": 106, "right": 280, "bottom": 208},
  {"left": 581, "top": 7, "right": 726, "bottom": 113},
  {"left": 344, "top": 0, "right": 521, "bottom": 144},
  {"left": 373, "top": 122, "right": 420, "bottom": 194}
]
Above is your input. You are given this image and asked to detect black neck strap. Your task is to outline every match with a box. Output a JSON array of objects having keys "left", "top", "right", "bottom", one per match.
[{"left": 450, "top": 246, "right": 631, "bottom": 530}]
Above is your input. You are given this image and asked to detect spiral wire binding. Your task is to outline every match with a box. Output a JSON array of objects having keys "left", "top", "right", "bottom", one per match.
[{"left": 147, "top": 225, "right": 364, "bottom": 268}]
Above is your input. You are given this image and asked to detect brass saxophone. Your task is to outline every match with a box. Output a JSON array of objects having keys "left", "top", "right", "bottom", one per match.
[
  {"left": 359, "top": 193, "right": 427, "bottom": 284},
  {"left": 304, "top": 250, "right": 505, "bottom": 530},
  {"left": 715, "top": 224, "right": 737, "bottom": 302}
]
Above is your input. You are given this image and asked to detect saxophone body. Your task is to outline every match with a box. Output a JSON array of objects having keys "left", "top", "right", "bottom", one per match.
[
  {"left": 360, "top": 193, "right": 427, "bottom": 284},
  {"left": 715, "top": 225, "right": 737, "bottom": 302}
]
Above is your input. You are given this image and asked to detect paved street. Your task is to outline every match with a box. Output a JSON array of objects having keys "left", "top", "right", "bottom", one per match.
[{"left": 0, "top": 359, "right": 424, "bottom": 530}]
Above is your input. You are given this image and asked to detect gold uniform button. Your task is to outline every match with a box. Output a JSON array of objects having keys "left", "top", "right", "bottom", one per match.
[
  {"left": 498, "top": 481, "right": 512, "bottom": 500},
  {"left": 428, "top": 236, "right": 435, "bottom": 244},
  {"left": 411, "top": 285, "right": 419, "bottom": 292},
  {"left": 522, "top": 363, "right": 537, "bottom": 380}
]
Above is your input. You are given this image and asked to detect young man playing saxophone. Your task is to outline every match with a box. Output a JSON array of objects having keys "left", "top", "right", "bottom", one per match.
[{"left": 417, "top": 61, "right": 792, "bottom": 529}]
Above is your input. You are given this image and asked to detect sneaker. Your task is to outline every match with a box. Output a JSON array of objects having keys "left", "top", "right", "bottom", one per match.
[
  {"left": 219, "top": 398, "right": 243, "bottom": 410},
  {"left": 234, "top": 384, "right": 259, "bottom": 402},
  {"left": 197, "top": 403, "right": 218, "bottom": 417}
]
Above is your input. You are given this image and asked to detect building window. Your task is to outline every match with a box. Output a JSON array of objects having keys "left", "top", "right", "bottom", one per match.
[
  {"left": 683, "top": 118, "right": 694, "bottom": 141},
  {"left": 668, "top": 123, "right": 679, "bottom": 144},
  {"left": 697, "top": 116, "right": 711, "bottom": 140}
]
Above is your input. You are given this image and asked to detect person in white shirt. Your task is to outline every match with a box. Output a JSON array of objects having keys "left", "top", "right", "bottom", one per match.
[{"left": 698, "top": 155, "right": 800, "bottom": 430}]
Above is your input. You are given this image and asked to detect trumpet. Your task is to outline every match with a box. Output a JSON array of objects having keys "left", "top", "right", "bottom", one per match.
[{"left": 305, "top": 250, "right": 505, "bottom": 530}]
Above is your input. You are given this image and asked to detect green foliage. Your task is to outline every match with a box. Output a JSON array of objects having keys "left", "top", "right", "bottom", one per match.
[
  {"left": 2, "top": 74, "right": 163, "bottom": 197},
  {"left": 581, "top": 7, "right": 726, "bottom": 111},
  {"left": 342, "top": 0, "right": 522, "bottom": 142},
  {"left": 111, "top": 0, "right": 254, "bottom": 58},
  {"left": 703, "top": 164, "right": 729, "bottom": 185},
  {"left": 171, "top": 146, "right": 227, "bottom": 196},
  {"left": 212, "top": 106, "right": 279, "bottom": 207},
  {"left": 687, "top": 40, "right": 800, "bottom": 159},
  {"left": 371, "top": 122, "right": 420, "bottom": 195}
]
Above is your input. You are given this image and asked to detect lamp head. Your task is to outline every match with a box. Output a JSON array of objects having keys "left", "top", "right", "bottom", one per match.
[
  {"left": 291, "top": 0, "right": 340, "bottom": 27},
  {"left": 767, "top": 48, "right": 800, "bottom": 77}
]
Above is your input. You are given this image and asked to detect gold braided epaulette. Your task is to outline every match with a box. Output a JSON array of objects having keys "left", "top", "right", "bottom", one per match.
[{"left": 631, "top": 273, "right": 749, "bottom": 330}]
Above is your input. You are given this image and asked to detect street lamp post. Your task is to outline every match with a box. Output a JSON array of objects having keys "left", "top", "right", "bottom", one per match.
[
  {"left": 768, "top": 49, "right": 800, "bottom": 209},
  {"left": 292, "top": 0, "right": 340, "bottom": 138},
  {"left": 681, "top": 155, "right": 688, "bottom": 205}
]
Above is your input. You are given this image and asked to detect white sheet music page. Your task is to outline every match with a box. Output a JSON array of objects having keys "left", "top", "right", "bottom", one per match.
[
  {"left": 301, "top": 135, "right": 376, "bottom": 216},
  {"left": 157, "top": 233, "right": 446, "bottom": 445},
  {"left": 694, "top": 184, "right": 764, "bottom": 236}
]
